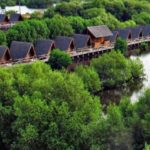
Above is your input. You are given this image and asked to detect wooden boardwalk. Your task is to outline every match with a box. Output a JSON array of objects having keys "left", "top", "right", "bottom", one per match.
[
  {"left": 70, "top": 46, "right": 114, "bottom": 57},
  {"left": 69, "top": 37, "right": 150, "bottom": 57},
  {"left": 1, "top": 36, "right": 150, "bottom": 67}
]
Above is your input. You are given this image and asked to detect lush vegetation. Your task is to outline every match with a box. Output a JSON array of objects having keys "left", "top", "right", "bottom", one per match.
[
  {"left": 0, "top": 30, "right": 7, "bottom": 45},
  {"left": 48, "top": 49, "right": 72, "bottom": 70},
  {"left": 75, "top": 65, "right": 102, "bottom": 94},
  {"left": 114, "top": 37, "right": 128, "bottom": 54},
  {"left": 0, "top": 0, "right": 150, "bottom": 149},
  {"left": 7, "top": 19, "right": 49, "bottom": 45},
  {"left": 91, "top": 51, "right": 144, "bottom": 88},
  {"left": 2, "top": 0, "right": 150, "bottom": 28},
  {"left": 1, "top": 0, "right": 150, "bottom": 46},
  {"left": 0, "top": 53, "right": 148, "bottom": 149}
]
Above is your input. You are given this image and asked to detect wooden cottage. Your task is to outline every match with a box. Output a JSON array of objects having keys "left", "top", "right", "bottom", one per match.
[
  {"left": 35, "top": 39, "right": 55, "bottom": 60},
  {"left": 9, "top": 14, "right": 23, "bottom": 24},
  {"left": 87, "top": 25, "right": 113, "bottom": 48},
  {"left": 10, "top": 41, "right": 36, "bottom": 62},
  {"left": 115, "top": 28, "right": 132, "bottom": 41},
  {"left": 0, "top": 46, "right": 10, "bottom": 64},
  {"left": 55, "top": 36, "right": 75, "bottom": 52},
  {"left": 0, "top": 14, "right": 9, "bottom": 25},
  {"left": 73, "top": 34, "right": 91, "bottom": 51},
  {"left": 143, "top": 25, "right": 150, "bottom": 39}
]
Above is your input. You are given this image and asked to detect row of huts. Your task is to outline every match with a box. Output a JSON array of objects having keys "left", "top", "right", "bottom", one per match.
[
  {"left": 111, "top": 25, "right": 150, "bottom": 43},
  {"left": 0, "top": 24, "right": 150, "bottom": 64},
  {"left": 0, "top": 13, "right": 23, "bottom": 24}
]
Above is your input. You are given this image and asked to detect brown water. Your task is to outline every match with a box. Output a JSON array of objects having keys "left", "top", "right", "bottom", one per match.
[{"left": 100, "top": 52, "right": 150, "bottom": 105}]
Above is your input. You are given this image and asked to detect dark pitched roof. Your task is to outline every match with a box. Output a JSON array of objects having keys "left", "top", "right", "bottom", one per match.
[
  {"left": 142, "top": 25, "right": 150, "bottom": 37},
  {"left": 9, "top": 14, "right": 23, "bottom": 23},
  {"left": 10, "top": 41, "right": 34, "bottom": 61},
  {"left": 0, "top": 14, "right": 9, "bottom": 23},
  {"left": 0, "top": 46, "right": 9, "bottom": 59},
  {"left": 87, "top": 25, "right": 113, "bottom": 38},
  {"left": 55, "top": 36, "right": 74, "bottom": 51},
  {"left": 35, "top": 39, "right": 55, "bottom": 57},
  {"left": 73, "top": 34, "right": 91, "bottom": 49},
  {"left": 115, "top": 28, "right": 131, "bottom": 40},
  {"left": 105, "top": 31, "right": 119, "bottom": 42},
  {"left": 126, "top": 26, "right": 143, "bottom": 39}
]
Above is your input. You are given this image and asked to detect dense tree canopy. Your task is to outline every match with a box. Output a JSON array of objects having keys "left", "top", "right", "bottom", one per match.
[
  {"left": 0, "top": 1, "right": 150, "bottom": 150},
  {"left": 114, "top": 37, "right": 128, "bottom": 54},
  {"left": 75, "top": 65, "right": 102, "bottom": 93},
  {"left": 0, "top": 59, "right": 148, "bottom": 150},
  {"left": 48, "top": 49, "right": 72, "bottom": 70},
  {"left": 7, "top": 20, "right": 49, "bottom": 45},
  {"left": 91, "top": 51, "right": 143, "bottom": 88},
  {"left": 0, "top": 61, "right": 102, "bottom": 149},
  {"left": 0, "top": 45, "right": 146, "bottom": 150}
]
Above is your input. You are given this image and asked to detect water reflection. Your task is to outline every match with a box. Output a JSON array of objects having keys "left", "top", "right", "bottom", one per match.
[
  {"left": 130, "top": 53, "right": 150, "bottom": 102},
  {"left": 99, "top": 52, "right": 150, "bottom": 104},
  {"left": 99, "top": 79, "right": 144, "bottom": 106}
]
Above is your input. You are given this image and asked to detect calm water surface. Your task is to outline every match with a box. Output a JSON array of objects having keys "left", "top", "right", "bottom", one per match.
[
  {"left": 130, "top": 53, "right": 150, "bottom": 102},
  {"left": 100, "top": 52, "right": 150, "bottom": 105}
]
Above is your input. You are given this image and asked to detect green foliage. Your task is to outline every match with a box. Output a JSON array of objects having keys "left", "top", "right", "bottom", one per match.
[
  {"left": 129, "top": 58, "right": 144, "bottom": 79},
  {"left": 0, "top": 1, "right": 150, "bottom": 150},
  {"left": 105, "top": 104, "right": 133, "bottom": 149},
  {"left": 0, "top": 55, "right": 146, "bottom": 150},
  {"left": 44, "top": 15, "right": 74, "bottom": 38},
  {"left": 44, "top": 7, "right": 55, "bottom": 18},
  {"left": 0, "top": 30, "right": 7, "bottom": 45},
  {"left": 133, "top": 12, "right": 150, "bottom": 25},
  {"left": 75, "top": 65, "right": 102, "bottom": 93},
  {"left": 27, "top": 20, "right": 49, "bottom": 40},
  {"left": 91, "top": 51, "right": 144, "bottom": 88},
  {"left": 114, "top": 37, "right": 128, "bottom": 54},
  {"left": 132, "top": 89, "right": 150, "bottom": 149},
  {"left": 91, "top": 51, "right": 132, "bottom": 87},
  {"left": 55, "top": 1, "right": 83, "bottom": 16},
  {"left": 80, "top": 8, "right": 103, "bottom": 19},
  {"left": 48, "top": 49, "right": 72, "bottom": 70},
  {"left": 30, "top": 11, "right": 43, "bottom": 19},
  {"left": 140, "top": 42, "right": 149, "bottom": 51},
  {"left": 67, "top": 16, "right": 87, "bottom": 33},
  {"left": 118, "top": 97, "right": 136, "bottom": 127},
  {"left": 6, "top": 20, "right": 49, "bottom": 45},
  {"left": 0, "top": 61, "right": 102, "bottom": 149},
  {"left": 145, "top": 143, "right": 150, "bottom": 150}
]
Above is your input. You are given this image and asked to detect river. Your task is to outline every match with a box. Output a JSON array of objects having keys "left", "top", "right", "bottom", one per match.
[
  {"left": 100, "top": 52, "right": 150, "bottom": 105},
  {"left": 130, "top": 53, "right": 150, "bottom": 102},
  {"left": 0, "top": 5, "right": 45, "bottom": 14}
]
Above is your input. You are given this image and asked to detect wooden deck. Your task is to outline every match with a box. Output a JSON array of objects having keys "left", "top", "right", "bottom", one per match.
[
  {"left": 70, "top": 46, "right": 114, "bottom": 57},
  {"left": 70, "top": 37, "right": 150, "bottom": 57},
  {"left": 1, "top": 36, "right": 150, "bottom": 66}
]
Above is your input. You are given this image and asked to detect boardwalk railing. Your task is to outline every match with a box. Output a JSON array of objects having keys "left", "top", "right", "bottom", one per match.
[{"left": 70, "top": 36, "right": 150, "bottom": 57}]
